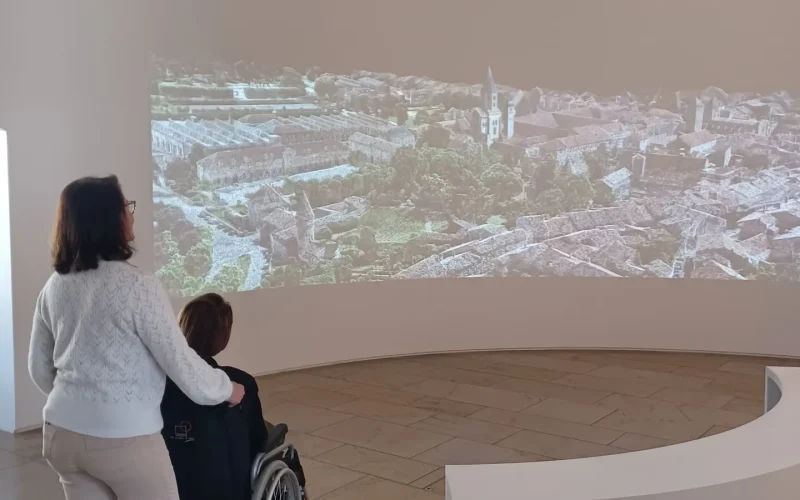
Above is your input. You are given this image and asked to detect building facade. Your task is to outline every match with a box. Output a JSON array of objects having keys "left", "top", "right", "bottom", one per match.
[{"left": 196, "top": 141, "right": 348, "bottom": 186}]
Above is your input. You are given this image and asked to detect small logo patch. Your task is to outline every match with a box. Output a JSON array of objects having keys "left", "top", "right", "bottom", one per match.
[{"left": 171, "top": 421, "right": 194, "bottom": 443}]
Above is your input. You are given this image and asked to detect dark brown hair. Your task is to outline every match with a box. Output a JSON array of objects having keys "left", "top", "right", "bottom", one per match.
[
  {"left": 178, "top": 293, "right": 234, "bottom": 359},
  {"left": 52, "top": 175, "right": 134, "bottom": 274}
]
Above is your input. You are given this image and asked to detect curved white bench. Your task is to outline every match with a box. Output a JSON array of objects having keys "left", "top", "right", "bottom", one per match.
[{"left": 445, "top": 367, "right": 797, "bottom": 500}]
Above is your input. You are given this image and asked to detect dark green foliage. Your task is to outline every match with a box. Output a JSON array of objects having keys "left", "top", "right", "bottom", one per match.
[
  {"left": 264, "top": 258, "right": 303, "bottom": 288},
  {"left": 418, "top": 125, "right": 451, "bottom": 148}
]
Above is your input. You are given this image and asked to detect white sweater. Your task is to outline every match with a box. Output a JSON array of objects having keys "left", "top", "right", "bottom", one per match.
[{"left": 28, "top": 260, "right": 234, "bottom": 438}]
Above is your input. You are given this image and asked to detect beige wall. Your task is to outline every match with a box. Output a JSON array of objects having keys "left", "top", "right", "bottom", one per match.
[
  {"left": 216, "top": 275, "right": 800, "bottom": 379},
  {"left": 0, "top": 2, "right": 155, "bottom": 431}
]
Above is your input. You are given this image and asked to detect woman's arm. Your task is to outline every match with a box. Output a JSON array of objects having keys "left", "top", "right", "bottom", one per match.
[
  {"left": 223, "top": 368, "right": 267, "bottom": 453},
  {"left": 132, "top": 274, "right": 234, "bottom": 406},
  {"left": 28, "top": 290, "right": 56, "bottom": 395}
]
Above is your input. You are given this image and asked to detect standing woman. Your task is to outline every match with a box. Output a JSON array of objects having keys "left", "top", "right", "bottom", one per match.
[{"left": 28, "top": 175, "right": 245, "bottom": 500}]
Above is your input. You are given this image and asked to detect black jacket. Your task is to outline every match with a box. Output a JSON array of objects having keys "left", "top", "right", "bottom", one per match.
[{"left": 161, "top": 358, "right": 267, "bottom": 500}]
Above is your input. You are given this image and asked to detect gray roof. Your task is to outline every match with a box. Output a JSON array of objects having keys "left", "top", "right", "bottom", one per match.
[
  {"left": 514, "top": 112, "right": 560, "bottom": 129},
  {"left": 725, "top": 233, "right": 770, "bottom": 263},
  {"left": 288, "top": 164, "right": 357, "bottom": 184},
  {"left": 394, "top": 253, "right": 482, "bottom": 280},
  {"left": 772, "top": 226, "right": 800, "bottom": 241},
  {"left": 601, "top": 168, "right": 632, "bottom": 190},
  {"left": 248, "top": 185, "right": 291, "bottom": 213},
  {"left": 677, "top": 130, "right": 718, "bottom": 149},
  {"left": 692, "top": 260, "right": 746, "bottom": 280},
  {"left": 348, "top": 132, "right": 401, "bottom": 154}
]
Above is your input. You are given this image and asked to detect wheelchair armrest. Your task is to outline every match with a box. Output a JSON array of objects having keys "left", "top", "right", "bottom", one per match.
[{"left": 261, "top": 423, "right": 288, "bottom": 453}]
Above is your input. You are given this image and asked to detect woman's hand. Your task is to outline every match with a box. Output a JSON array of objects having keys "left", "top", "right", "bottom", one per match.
[{"left": 228, "top": 382, "right": 245, "bottom": 407}]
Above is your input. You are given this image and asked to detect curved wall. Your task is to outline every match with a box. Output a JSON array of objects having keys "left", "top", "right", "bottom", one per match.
[{"left": 216, "top": 275, "right": 800, "bottom": 377}]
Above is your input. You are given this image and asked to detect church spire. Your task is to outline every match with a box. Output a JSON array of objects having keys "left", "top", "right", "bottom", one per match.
[
  {"left": 479, "top": 66, "right": 501, "bottom": 146},
  {"left": 485, "top": 67, "right": 496, "bottom": 96}
]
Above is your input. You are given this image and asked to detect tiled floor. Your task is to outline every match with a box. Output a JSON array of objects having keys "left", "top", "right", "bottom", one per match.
[{"left": 2, "top": 350, "right": 797, "bottom": 499}]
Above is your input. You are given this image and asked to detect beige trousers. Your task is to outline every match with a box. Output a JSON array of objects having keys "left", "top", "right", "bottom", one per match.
[{"left": 42, "top": 422, "right": 180, "bottom": 500}]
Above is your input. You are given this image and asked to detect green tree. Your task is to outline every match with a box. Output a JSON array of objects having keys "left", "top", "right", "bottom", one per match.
[
  {"left": 165, "top": 157, "right": 196, "bottom": 192},
  {"left": 313, "top": 79, "right": 326, "bottom": 97},
  {"left": 362, "top": 163, "right": 396, "bottom": 204},
  {"left": 155, "top": 231, "right": 183, "bottom": 292},
  {"left": 358, "top": 227, "right": 378, "bottom": 258},
  {"left": 594, "top": 186, "right": 616, "bottom": 207},
  {"left": 264, "top": 258, "right": 303, "bottom": 288},
  {"left": 481, "top": 164, "right": 524, "bottom": 199},
  {"left": 306, "top": 66, "right": 322, "bottom": 81},
  {"left": 390, "top": 148, "right": 426, "bottom": 196},
  {"left": 334, "top": 256, "right": 354, "bottom": 283},
  {"left": 155, "top": 231, "right": 204, "bottom": 297},
  {"left": 496, "top": 198, "right": 530, "bottom": 222},
  {"left": 417, "top": 173, "right": 454, "bottom": 211},
  {"left": 418, "top": 124, "right": 451, "bottom": 149},
  {"left": 280, "top": 72, "right": 304, "bottom": 88},
  {"left": 183, "top": 228, "right": 213, "bottom": 277},
  {"left": 369, "top": 95, "right": 382, "bottom": 114},
  {"left": 355, "top": 94, "right": 371, "bottom": 113},
  {"left": 203, "top": 255, "right": 250, "bottom": 293},
  {"left": 350, "top": 173, "right": 365, "bottom": 194},
  {"left": 188, "top": 143, "right": 206, "bottom": 166},
  {"left": 534, "top": 155, "right": 558, "bottom": 193},
  {"left": 313, "top": 78, "right": 337, "bottom": 99},
  {"left": 396, "top": 105, "right": 409, "bottom": 126},
  {"left": 585, "top": 149, "right": 610, "bottom": 181},
  {"left": 561, "top": 175, "right": 595, "bottom": 211},
  {"left": 533, "top": 188, "right": 566, "bottom": 216},
  {"left": 328, "top": 178, "right": 343, "bottom": 200}
]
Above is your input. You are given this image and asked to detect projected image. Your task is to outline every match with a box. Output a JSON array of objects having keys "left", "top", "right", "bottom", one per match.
[{"left": 150, "top": 57, "right": 800, "bottom": 296}]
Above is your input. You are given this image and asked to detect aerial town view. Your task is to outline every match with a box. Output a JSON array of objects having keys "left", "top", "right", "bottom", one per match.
[{"left": 150, "top": 57, "right": 800, "bottom": 297}]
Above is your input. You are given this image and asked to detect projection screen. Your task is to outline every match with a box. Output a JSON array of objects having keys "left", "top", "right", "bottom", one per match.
[{"left": 150, "top": 55, "right": 800, "bottom": 298}]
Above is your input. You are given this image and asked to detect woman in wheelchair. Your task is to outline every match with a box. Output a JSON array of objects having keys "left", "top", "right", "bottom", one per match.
[{"left": 161, "top": 294, "right": 305, "bottom": 500}]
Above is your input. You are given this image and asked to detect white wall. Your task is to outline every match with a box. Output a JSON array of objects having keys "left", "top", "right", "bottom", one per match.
[
  {"left": 3, "top": 0, "right": 800, "bottom": 433},
  {"left": 215, "top": 276, "right": 800, "bottom": 381},
  {"left": 0, "top": 1, "right": 154, "bottom": 432},
  {"left": 0, "top": 130, "right": 15, "bottom": 432}
]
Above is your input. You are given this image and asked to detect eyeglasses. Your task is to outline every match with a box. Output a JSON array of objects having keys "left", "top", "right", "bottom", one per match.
[{"left": 126, "top": 201, "right": 137, "bottom": 214}]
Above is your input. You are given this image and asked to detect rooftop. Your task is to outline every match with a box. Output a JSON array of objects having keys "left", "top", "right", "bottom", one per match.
[{"left": 677, "top": 130, "right": 719, "bottom": 149}]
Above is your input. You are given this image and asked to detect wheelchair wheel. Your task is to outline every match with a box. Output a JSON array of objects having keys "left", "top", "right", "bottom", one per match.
[{"left": 252, "top": 459, "right": 303, "bottom": 500}]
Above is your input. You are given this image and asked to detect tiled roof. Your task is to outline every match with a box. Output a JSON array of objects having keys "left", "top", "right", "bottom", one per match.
[
  {"left": 678, "top": 130, "right": 719, "bottom": 149},
  {"left": 514, "top": 112, "right": 560, "bottom": 128}
]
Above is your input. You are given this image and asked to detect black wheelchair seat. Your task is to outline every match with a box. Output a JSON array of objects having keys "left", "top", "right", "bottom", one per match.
[{"left": 263, "top": 423, "right": 288, "bottom": 454}]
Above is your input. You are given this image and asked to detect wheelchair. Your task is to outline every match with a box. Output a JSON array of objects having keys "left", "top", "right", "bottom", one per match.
[{"left": 250, "top": 423, "right": 305, "bottom": 500}]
